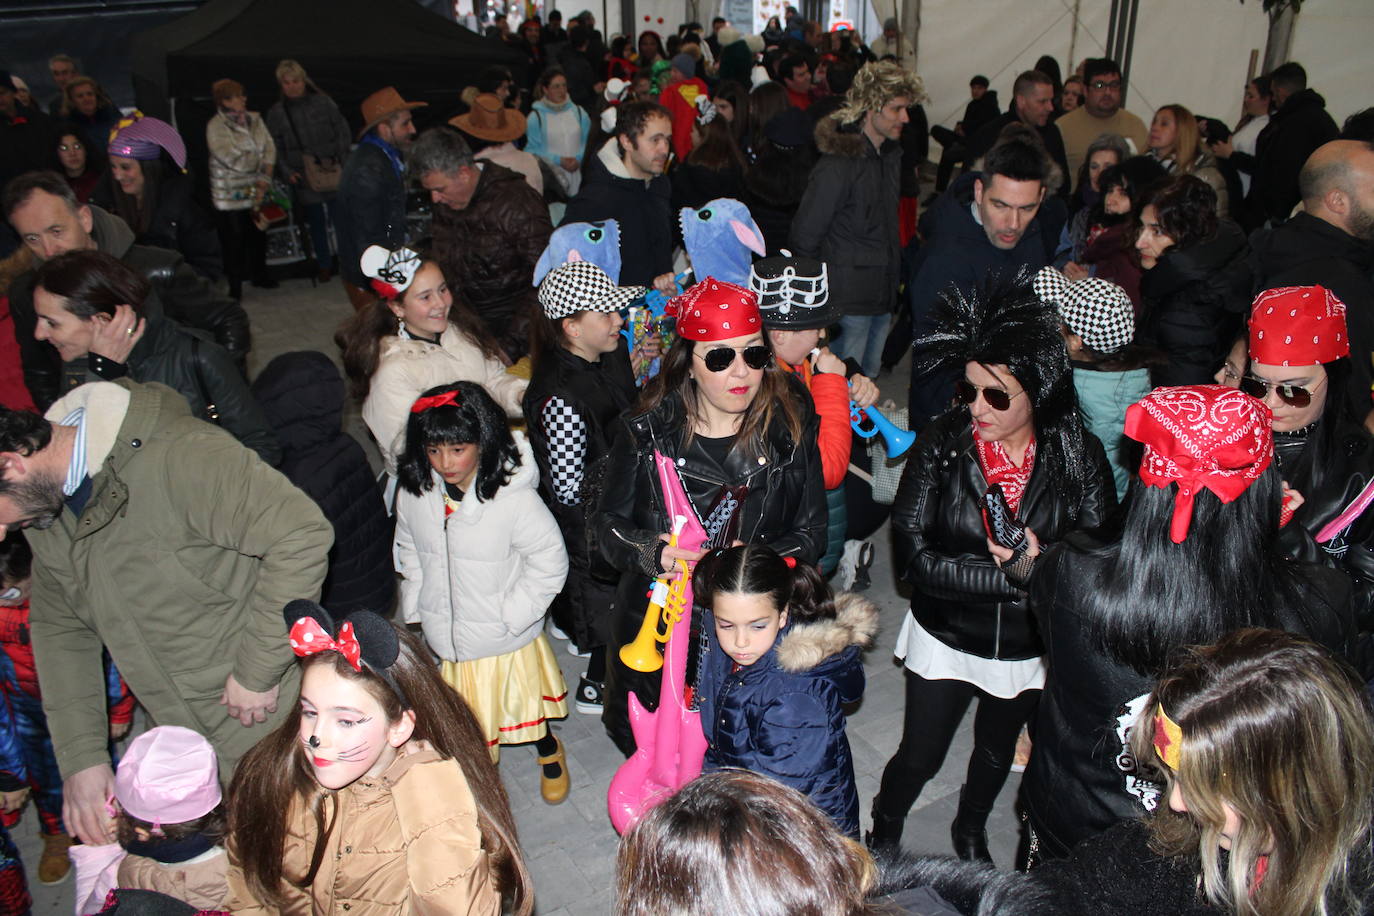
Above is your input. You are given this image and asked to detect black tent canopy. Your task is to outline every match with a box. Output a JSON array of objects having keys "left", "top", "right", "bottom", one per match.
[{"left": 130, "top": 0, "right": 527, "bottom": 125}]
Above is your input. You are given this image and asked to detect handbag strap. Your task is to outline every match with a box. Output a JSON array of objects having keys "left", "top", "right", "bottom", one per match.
[{"left": 281, "top": 101, "right": 314, "bottom": 164}]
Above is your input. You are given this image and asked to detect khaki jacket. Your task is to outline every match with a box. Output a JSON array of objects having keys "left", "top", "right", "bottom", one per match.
[
  {"left": 28, "top": 381, "right": 331, "bottom": 779},
  {"left": 118, "top": 849, "right": 230, "bottom": 911},
  {"left": 223, "top": 743, "right": 501, "bottom": 915}
]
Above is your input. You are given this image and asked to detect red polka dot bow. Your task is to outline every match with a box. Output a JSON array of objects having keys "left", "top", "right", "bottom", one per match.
[
  {"left": 665, "top": 276, "right": 761, "bottom": 342},
  {"left": 1249, "top": 285, "right": 1349, "bottom": 367},
  {"left": 1124, "top": 385, "right": 1273, "bottom": 544},
  {"left": 289, "top": 616, "right": 363, "bottom": 671}
]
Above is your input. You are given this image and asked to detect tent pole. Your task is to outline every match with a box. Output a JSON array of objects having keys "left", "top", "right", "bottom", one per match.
[{"left": 1066, "top": 0, "right": 1080, "bottom": 77}]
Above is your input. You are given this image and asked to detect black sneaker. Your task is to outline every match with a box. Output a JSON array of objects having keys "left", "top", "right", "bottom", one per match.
[{"left": 575, "top": 676, "right": 604, "bottom": 714}]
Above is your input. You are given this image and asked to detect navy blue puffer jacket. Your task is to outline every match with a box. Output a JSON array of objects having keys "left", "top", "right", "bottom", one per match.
[{"left": 697, "top": 593, "right": 878, "bottom": 837}]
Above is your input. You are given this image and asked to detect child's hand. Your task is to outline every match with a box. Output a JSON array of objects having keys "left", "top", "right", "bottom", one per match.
[
  {"left": 0, "top": 787, "right": 28, "bottom": 813},
  {"left": 848, "top": 375, "right": 879, "bottom": 409},
  {"left": 110, "top": 720, "right": 131, "bottom": 742}
]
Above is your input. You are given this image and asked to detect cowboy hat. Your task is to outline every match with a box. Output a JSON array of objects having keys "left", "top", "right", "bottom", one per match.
[
  {"left": 449, "top": 93, "right": 525, "bottom": 143},
  {"left": 358, "top": 86, "right": 427, "bottom": 140}
]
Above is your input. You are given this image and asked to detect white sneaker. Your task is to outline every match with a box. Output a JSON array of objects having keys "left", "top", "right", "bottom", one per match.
[
  {"left": 836, "top": 539, "right": 863, "bottom": 591},
  {"left": 547, "top": 622, "right": 571, "bottom": 641}
]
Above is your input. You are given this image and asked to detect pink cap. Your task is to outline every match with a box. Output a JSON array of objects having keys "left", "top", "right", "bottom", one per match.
[{"left": 114, "top": 726, "right": 221, "bottom": 827}]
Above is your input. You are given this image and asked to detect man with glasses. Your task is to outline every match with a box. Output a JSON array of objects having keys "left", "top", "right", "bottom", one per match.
[{"left": 1056, "top": 58, "right": 1148, "bottom": 192}]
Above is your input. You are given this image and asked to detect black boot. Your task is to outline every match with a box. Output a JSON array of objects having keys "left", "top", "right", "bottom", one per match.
[
  {"left": 865, "top": 797, "right": 905, "bottom": 852},
  {"left": 950, "top": 786, "right": 993, "bottom": 864}
]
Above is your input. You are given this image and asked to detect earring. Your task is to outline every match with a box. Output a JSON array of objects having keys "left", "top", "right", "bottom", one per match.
[{"left": 397, "top": 315, "right": 404, "bottom": 335}]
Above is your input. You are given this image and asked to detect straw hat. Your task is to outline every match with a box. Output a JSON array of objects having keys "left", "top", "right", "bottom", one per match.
[
  {"left": 358, "top": 86, "right": 427, "bottom": 140},
  {"left": 449, "top": 93, "right": 526, "bottom": 143}
]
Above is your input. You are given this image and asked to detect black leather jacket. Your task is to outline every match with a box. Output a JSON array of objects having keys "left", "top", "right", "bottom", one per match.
[
  {"left": 1022, "top": 541, "right": 1352, "bottom": 858},
  {"left": 890, "top": 408, "right": 1116, "bottom": 661}
]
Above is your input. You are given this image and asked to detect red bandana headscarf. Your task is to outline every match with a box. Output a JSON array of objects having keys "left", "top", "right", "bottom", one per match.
[
  {"left": 666, "top": 277, "right": 762, "bottom": 342},
  {"left": 1248, "top": 285, "right": 1349, "bottom": 367},
  {"left": 1124, "top": 385, "right": 1273, "bottom": 543}
]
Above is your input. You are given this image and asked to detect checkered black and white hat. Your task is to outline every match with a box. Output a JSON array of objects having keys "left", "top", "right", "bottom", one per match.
[
  {"left": 537, "top": 262, "right": 646, "bottom": 319},
  {"left": 1033, "top": 267, "right": 1135, "bottom": 355}
]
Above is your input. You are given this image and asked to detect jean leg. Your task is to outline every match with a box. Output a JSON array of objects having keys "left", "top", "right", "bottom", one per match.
[{"left": 860, "top": 314, "right": 892, "bottom": 378}]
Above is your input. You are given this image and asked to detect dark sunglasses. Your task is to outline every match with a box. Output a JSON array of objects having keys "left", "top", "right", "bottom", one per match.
[
  {"left": 954, "top": 379, "right": 1022, "bottom": 411},
  {"left": 695, "top": 345, "right": 772, "bottom": 372},
  {"left": 1239, "top": 375, "right": 1321, "bottom": 408}
]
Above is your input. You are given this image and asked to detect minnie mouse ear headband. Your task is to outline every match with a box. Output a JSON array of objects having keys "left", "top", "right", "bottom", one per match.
[
  {"left": 1124, "top": 385, "right": 1274, "bottom": 544},
  {"left": 107, "top": 112, "right": 188, "bottom": 170},
  {"left": 1249, "top": 285, "right": 1349, "bottom": 367},
  {"left": 538, "top": 261, "right": 645, "bottom": 319},
  {"left": 1032, "top": 266, "right": 1135, "bottom": 355},
  {"left": 360, "top": 245, "right": 422, "bottom": 300},
  {"left": 666, "top": 277, "right": 762, "bottom": 341},
  {"left": 284, "top": 600, "right": 407, "bottom": 703},
  {"left": 750, "top": 251, "right": 838, "bottom": 329}
]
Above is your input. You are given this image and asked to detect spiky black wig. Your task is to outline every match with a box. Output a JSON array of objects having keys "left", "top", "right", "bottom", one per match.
[{"left": 917, "top": 268, "right": 1094, "bottom": 516}]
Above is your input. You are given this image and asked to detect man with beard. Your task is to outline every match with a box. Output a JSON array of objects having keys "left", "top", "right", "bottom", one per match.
[
  {"left": 1250, "top": 139, "right": 1374, "bottom": 424},
  {"left": 336, "top": 87, "right": 424, "bottom": 310},
  {"left": 563, "top": 101, "right": 677, "bottom": 292},
  {"left": 0, "top": 380, "right": 331, "bottom": 848}
]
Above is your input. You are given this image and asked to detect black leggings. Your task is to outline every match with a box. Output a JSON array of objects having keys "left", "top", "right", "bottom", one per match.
[{"left": 876, "top": 670, "right": 1039, "bottom": 820}]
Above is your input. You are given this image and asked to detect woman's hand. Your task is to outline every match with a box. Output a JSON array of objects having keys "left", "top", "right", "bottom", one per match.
[
  {"left": 89, "top": 304, "right": 146, "bottom": 363},
  {"left": 987, "top": 527, "right": 1040, "bottom": 565},
  {"left": 1281, "top": 480, "right": 1304, "bottom": 526},
  {"left": 1063, "top": 261, "right": 1090, "bottom": 282},
  {"left": 658, "top": 534, "right": 707, "bottom": 579},
  {"left": 560, "top": 156, "right": 580, "bottom": 172},
  {"left": 1209, "top": 137, "right": 1234, "bottom": 160}
]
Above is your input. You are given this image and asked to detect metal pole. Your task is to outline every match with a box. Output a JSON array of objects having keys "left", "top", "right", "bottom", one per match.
[
  {"left": 1066, "top": 0, "right": 1081, "bottom": 77},
  {"left": 1106, "top": 0, "right": 1120, "bottom": 63},
  {"left": 1120, "top": 0, "right": 1139, "bottom": 107}
]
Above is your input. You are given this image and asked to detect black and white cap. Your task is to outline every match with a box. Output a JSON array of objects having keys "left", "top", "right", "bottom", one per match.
[
  {"left": 1033, "top": 266, "right": 1135, "bottom": 355},
  {"left": 538, "top": 261, "right": 647, "bottom": 320},
  {"left": 749, "top": 251, "right": 840, "bottom": 329}
]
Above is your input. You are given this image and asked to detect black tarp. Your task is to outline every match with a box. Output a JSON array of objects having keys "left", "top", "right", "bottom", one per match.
[{"left": 129, "top": 0, "right": 527, "bottom": 126}]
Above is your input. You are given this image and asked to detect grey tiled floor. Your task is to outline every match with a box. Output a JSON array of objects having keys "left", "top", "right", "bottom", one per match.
[{"left": 22, "top": 273, "right": 1022, "bottom": 915}]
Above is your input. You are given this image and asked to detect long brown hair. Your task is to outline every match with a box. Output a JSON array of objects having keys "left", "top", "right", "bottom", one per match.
[
  {"left": 687, "top": 112, "right": 747, "bottom": 173},
  {"left": 226, "top": 627, "right": 533, "bottom": 915},
  {"left": 334, "top": 257, "right": 506, "bottom": 402},
  {"left": 636, "top": 332, "right": 805, "bottom": 459}
]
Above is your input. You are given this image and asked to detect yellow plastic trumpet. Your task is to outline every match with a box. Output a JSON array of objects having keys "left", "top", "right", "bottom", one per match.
[{"left": 620, "top": 515, "right": 690, "bottom": 673}]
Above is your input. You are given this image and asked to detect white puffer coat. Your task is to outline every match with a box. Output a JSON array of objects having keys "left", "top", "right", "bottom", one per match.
[{"left": 394, "top": 433, "right": 568, "bottom": 662}]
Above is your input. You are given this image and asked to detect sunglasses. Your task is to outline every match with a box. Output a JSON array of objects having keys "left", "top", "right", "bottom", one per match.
[
  {"left": 955, "top": 379, "right": 1024, "bottom": 411},
  {"left": 1239, "top": 374, "right": 1322, "bottom": 408},
  {"left": 695, "top": 345, "right": 772, "bottom": 373}
]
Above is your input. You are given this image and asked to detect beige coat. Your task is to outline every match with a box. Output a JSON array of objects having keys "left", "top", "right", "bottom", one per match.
[
  {"left": 361, "top": 325, "right": 527, "bottom": 475},
  {"left": 207, "top": 110, "right": 276, "bottom": 211},
  {"left": 223, "top": 743, "right": 501, "bottom": 915},
  {"left": 118, "top": 848, "right": 230, "bottom": 911}
]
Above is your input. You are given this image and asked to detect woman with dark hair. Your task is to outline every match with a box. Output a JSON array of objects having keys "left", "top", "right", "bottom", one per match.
[
  {"left": 1136, "top": 174, "right": 1251, "bottom": 387},
  {"left": 871, "top": 274, "right": 1116, "bottom": 859},
  {"left": 1057, "top": 155, "right": 1166, "bottom": 313},
  {"left": 1244, "top": 287, "right": 1374, "bottom": 637},
  {"left": 207, "top": 78, "right": 276, "bottom": 299},
  {"left": 594, "top": 278, "right": 827, "bottom": 756},
  {"left": 528, "top": 68, "right": 592, "bottom": 198},
  {"left": 54, "top": 127, "right": 104, "bottom": 203},
  {"left": 743, "top": 100, "right": 817, "bottom": 253},
  {"left": 264, "top": 59, "right": 352, "bottom": 283},
  {"left": 1059, "top": 76, "right": 1084, "bottom": 115},
  {"left": 1206, "top": 77, "right": 1272, "bottom": 199},
  {"left": 93, "top": 114, "right": 223, "bottom": 280},
  {"left": 1067, "top": 132, "right": 1128, "bottom": 217},
  {"left": 711, "top": 80, "right": 751, "bottom": 151},
  {"left": 636, "top": 31, "right": 667, "bottom": 67},
  {"left": 31, "top": 248, "right": 279, "bottom": 463},
  {"left": 1146, "top": 103, "right": 1228, "bottom": 217},
  {"left": 671, "top": 96, "right": 747, "bottom": 210},
  {"left": 59, "top": 76, "right": 120, "bottom": 152},
  {"left": 1021, "top": 384, "right": 1352, "bottom": 863},
  {"left": 744, "top": 80, "right": 788, "bottom": 158}
]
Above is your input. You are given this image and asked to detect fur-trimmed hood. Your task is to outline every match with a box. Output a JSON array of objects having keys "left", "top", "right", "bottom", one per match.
[
  {"left": 814, "top": 114, "right": 891, "bottom": 160},
  {"left": 776, "top": 592, "right": 879, "bottom": 673}
]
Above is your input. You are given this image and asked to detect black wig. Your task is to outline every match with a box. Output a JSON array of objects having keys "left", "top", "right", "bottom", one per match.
[
  {"left": 1275, "top": 357, "right": 1356, "bottom": 498},
  {"left": 917, "top": 269, "right": 1093, "bottom": 517},
  {"left": 395, "top": 380, "right": 520, "bottom": 501}
]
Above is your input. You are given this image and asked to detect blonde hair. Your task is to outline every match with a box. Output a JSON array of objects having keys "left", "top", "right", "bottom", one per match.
[
  {"left": 274, "top": 59, "right": 323, "bottom": 96},
  {"left": 1157, "top": 103, "right": 1203, "bottom": 172},
  {"left": 1130, "top": 629, "right": 1374, "bottom": 916},
  {"left": 836, "top": 61, "right": 927, "bottom": 125}
]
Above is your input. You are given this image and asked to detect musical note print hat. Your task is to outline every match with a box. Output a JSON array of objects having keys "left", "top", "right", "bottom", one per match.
[{"left": 750, "top": 250, "right": 838, "bottom": 329}]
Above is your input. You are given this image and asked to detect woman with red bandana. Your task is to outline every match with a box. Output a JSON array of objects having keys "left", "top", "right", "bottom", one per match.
[
  {"left": 872, "top": 274, "right": 1115, "bottom": 860},
  {"left": 1020, "top": 383, "right": 1353, "bottom": 864},
  {"left": 594, "top": 276, "right": 827, "bottom": 757}
]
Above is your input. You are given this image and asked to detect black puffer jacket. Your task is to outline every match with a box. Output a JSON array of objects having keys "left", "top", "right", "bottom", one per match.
[
  {"left": 563, "top": 139, "right": 674, "bottom": 287},
  {"left": 890, "top": 408, "right": 1115, "bottom": 661},
  {"left": 1023, "top": 539, "right": 1352, "bottom": 859},
  {"left": 90, "top": 173, "right": 223, "bottom": 281},
  {"left": 431, "top": 160, "right": 552, "bottom": 361},
  {"left": 790, "top": 115, "right": 902, "bottom": 317},
  {"left": 1140, "top": 219, "right": 1251, "bottom": 387},
  {"left": 10, "top": 205, "right": 250, "bottom": 410},
  {"left": 60, "top": 297, "right": 279, "bottom": 466},
  {"left": 336, "top": 140, "right": 407, "bottom": 289},
  {"left": 1244, "top": 88, "right": 1340, "bottom": 229},
  {"left": 594, "top": 380, "right": 827, "bottom": 754},
  {"left": 251, "top": 352, "right": 396, "bottom": 617}
]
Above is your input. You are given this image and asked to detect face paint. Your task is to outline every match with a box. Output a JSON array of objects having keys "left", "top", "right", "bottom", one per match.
[{"left": 299, "top": 663, "right": 407, "bottom": 790}]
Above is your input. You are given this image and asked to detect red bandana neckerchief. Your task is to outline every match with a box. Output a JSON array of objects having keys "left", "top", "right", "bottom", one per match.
[{"left": 973, "top": 427, "right": 1036, "bottom": 513}]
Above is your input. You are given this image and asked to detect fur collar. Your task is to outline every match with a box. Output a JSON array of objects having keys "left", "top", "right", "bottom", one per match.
[
  {"left": 775, "top": 592, "right": 878, "bottom": 672},
  {"left": 815, "top": 114, "right": 875, "bottom": 159}
]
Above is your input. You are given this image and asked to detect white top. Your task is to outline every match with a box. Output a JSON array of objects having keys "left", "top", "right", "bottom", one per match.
[
  {"left": 894, "top": 611, "right": 1045, "bottom": 698},
  {"left": 1231, "top": 114, "right": 1270, "bottom": 197}
]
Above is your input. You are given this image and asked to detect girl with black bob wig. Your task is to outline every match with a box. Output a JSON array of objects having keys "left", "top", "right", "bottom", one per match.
[
  {"left": 396, "top": 380, "right": 519, "bottom": 501},
  {"left": 1020, "top": 383, "right": 1353, "bottom": 863},
  {"left": 873, "top": 270, "right": 1116, "bottom": 858}
]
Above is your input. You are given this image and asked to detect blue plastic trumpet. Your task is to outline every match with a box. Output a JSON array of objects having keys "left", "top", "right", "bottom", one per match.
[{"left": 850, "top": 403, "right": 916, "bottom": 457}]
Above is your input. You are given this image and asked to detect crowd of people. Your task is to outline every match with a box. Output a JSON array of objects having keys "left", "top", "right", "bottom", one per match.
[{"left": 0, "top": 10, "right": 1373, "bottom": 915}]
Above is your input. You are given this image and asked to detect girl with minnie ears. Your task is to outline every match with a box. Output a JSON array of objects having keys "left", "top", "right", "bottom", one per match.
[
  {"left": 394, "top": 381, "right": 573, "bottom": 804},
  {"left": 693, "top": 544, "right": 878, "bottom": 837},
  {"left": 223, "top": 601, "right": 533, "bottom": 915}
]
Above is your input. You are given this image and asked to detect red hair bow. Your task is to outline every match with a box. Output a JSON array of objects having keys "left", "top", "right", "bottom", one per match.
[
  {"left": 289, "top": 617, "right": 362, "bottom": 671},
  {"left": 410, "top": 390, "right": 461, "bottom": 413},
  {"left": 371, "top": 278, "right": 400, "bottom": 300}
]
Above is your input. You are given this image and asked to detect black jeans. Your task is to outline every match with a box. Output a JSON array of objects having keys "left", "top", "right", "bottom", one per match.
[
  {"left": 876, "top": 668, "right": 1040, "bottom": 820},
  {"left": 214, "top": 208, "right": 267, "bottom": 296}
]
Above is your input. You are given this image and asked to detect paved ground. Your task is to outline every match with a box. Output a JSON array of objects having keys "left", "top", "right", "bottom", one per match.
[{"left": 21, "top": 272, "right": 1023, "bottom": 915}]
